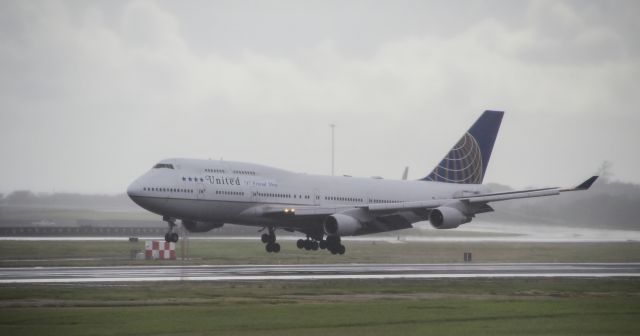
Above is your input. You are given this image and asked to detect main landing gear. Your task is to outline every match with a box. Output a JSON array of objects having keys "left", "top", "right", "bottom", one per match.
[
  {"left": 296, "top": 235, "right": 345, "bottom": 255},
  {"left": 163, "top": 216, "right": 179, "bottom": 243},
  {"left": 296, "top": 236, "right": 319, "bottom": 251},
  {"left": 261, "top": 227, "right": 280, "bottom": 253},
  {"left": 325, "top": 235, "right": 346, "bottom": 255}
]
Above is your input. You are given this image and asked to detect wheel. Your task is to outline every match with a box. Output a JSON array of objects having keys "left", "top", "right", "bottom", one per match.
[
  {"left": 311, "top": 241, "right": 319, "bottom": 251},
  {"left": 265, "top": 243, "right": 273, "bottom": 253},
  {"left": 169, "top": 232, "right": 179, "bottom": 243},
  {"left": 319, "top": 240, "right": 327, "bottom": 249},
  {"left": 304, "top": 240, "right": 312, "bottom": 251},
  {"left": 337, "top": 244, "right": 346, "bottom": 255},
  {"left": 273, "top": 243, "right": 281, "bottom": 253},
  {"left": 296, "top": 239, "right": 305, "bottom": 249},
  {"left": 164, "top": 233, "right": 171, "bottom": 242},
  {"left": 329, "top": 247, "right": 337, "bottom": 255},
  {"left": 264, "top": 233, "right": 275, "bottom": 243},
  {"left": 326, "top": 235, "right": 340, "bottom": 246}
]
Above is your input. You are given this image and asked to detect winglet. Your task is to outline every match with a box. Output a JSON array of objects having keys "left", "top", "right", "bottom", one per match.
[{"left": 575, "top": 176, "right": 599, "bottom": 190}]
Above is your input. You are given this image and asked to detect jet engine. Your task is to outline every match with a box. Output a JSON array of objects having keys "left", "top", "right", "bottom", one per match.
[
  {"left": 429, "top": 205, "right": 472, "bottom": 229},
  {"left": 182, "top": 220, "right": 224, "bottom": 233},
  {"left": 323, "top": 214, "right": 362, "bottom": 236}
]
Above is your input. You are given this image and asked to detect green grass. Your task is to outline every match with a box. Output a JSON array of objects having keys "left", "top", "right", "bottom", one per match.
[
  {"left": 0, "top": 278, "right": 639, "bottom": 335},
  {"left": 2, "top": 298, "right": 638, "bottom": 336},
  {"left": 2, "top": 240, "right": 640, "bottom": 267}
]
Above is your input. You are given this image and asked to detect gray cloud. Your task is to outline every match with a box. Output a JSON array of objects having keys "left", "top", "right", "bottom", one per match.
[{"left": 0, "top": 0, "right": 638, "bottom": 193}]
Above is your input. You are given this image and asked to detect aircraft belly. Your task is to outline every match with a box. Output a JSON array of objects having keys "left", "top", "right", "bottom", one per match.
[
  {"left": 130, "top": 196, "right": 255, "bottom": 223},
  {"left": 283, "top": 219, "right": 325, "bottom": 239},
  {"left": 194, "top": 200, "right": 257, "bottom": 223},
  {"left": 128, "top": 196, "right": 169, "bottom": 217},
  {"left": 355, "top": 211, "right": 423, "bottom": 236}
]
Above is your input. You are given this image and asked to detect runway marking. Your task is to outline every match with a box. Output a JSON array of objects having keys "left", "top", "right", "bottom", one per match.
[
  {"left": 1, "top": 263, "right": 639, "bottom": 283},
  {"left": 3, "top": 273, "right": 640, "bottom": 284}
]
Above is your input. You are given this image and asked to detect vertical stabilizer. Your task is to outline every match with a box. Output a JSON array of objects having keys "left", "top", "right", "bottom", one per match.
[{"left": 421, "top": 110, "right": 503, "bottom": 184}]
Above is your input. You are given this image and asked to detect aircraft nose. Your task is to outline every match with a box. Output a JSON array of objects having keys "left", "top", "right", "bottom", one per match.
[
  {"left": 127, "top": 178, "right": 142, "bottom": 199},
  {"left": 126, "top": 183, "right": 135, "bottom": 199}
]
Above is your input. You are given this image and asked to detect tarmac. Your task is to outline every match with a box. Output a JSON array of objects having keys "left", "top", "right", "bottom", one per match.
[{"left": 2, "top": 263, "right": 639, "bottom": 283}]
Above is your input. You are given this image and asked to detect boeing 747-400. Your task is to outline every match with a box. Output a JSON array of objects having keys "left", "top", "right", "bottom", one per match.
[{"left": 127, "top": 111, "right": 597, "bottom": 254}]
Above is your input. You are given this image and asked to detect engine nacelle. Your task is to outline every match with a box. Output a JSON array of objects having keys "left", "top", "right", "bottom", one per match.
[
  {"left": 429, "top": 206, "right": 472, "bottom": 229},
  {"left": 323, "top": 214, "right": 362, "bottom": 236},
  {"left": 182, "top": 220, "right": 224, "bottom": 233}
]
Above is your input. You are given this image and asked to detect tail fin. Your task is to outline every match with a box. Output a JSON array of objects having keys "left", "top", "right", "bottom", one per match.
[{"left": 421, "top": 110, "right": 503, "bottom": 184}]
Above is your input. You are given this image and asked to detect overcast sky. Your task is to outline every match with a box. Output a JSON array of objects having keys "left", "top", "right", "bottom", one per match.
[{"left": 1, "top": 0, "right": 638, "bottom": 194}]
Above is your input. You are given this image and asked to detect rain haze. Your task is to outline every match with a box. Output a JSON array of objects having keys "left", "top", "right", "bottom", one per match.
[{"left": 1, "top": 0, "right": 639, "bottom": 194}]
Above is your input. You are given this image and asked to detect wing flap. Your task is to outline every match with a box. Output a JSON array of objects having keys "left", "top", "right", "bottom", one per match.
[
  {"left": 366, "top": 200, "right": 445, "bottom": 211},
  {"left": 460, "top": 188, "right": 560, "bottom": 203}
]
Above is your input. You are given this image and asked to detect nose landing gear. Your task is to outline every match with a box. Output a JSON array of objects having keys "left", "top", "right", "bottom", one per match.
[{"left": 163, "top": 216, "right": 179, "bottom": 243}]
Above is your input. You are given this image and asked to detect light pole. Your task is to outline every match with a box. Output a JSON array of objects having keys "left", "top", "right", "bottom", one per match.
[{"left": 330, "top": 123, "right": 336, "bottom": 176}]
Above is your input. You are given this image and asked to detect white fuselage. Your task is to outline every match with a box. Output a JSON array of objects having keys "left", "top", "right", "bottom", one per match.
[{"left": 127, "top": 158, "right": 487, "bottom": 235}]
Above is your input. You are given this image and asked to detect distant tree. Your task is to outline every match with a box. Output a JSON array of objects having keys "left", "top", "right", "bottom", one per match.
[
  {"left": 486, "top": 178, "right": 640, "bottom": 229},
  {"left": 5, "top": 190, "right": 37, "bottom": 205}
]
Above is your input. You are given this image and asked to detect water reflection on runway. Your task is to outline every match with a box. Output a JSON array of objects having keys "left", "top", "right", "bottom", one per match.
[{"left": 1, "top": 263, "right": 639, "bottom": 284}]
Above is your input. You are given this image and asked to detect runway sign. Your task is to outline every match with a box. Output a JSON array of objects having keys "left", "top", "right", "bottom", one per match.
[{"left": 144, "top": 240, "right": 176, "bottom": 260}]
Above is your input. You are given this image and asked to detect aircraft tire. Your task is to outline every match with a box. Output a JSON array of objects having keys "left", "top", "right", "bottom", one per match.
[
  {"left": 169, "top": 232, "right": 179, "bottom": 243},
  {"left": 338, "top": 244, "right": 345, "bottom": 255},
  {"left": 311, "top": 241, "right": 319, "bottom": 251},
  {"left": 273, "top": 243, "right": 281, "bottom": 253},
  {"left": 261, "top": 233, "right": 270, "bottom": 243},
  {"left": 296, "top": 239, "right": 305, "bottom": 249},
  {"left": 164, "top": 233, "right": 171, "bottom": 242},
  {"left": 319, "top": 240, "right": 327, "bottom": 249},
  {"left": 265, "top": 243, "right": 273, "bottom": 253},
  {"left": 326, "top": 235, "right": 341, "bottom": 246}
]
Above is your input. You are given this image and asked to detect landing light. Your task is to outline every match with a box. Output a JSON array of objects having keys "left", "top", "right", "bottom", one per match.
[{"left": 284, "top": 208, "right": 296, "bottom": 214}]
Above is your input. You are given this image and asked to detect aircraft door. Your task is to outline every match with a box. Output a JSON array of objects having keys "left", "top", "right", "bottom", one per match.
[
  {"left": 313, "top": 188, "right": 320, "bottom": 205},
  {"left": 247, "top": 182, "right": 258, "bottom": 203},
  {"left": 196, "top": 182, "right": 206, "bottom": 199}
]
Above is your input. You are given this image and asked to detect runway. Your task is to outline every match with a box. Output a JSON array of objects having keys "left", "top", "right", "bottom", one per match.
[{"left": 1, "top": 263, "right": 639, "bottom": 283}]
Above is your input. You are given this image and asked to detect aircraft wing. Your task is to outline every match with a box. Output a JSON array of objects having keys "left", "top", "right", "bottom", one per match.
[
  {"left": 455, "top": 176, "right": 598, "bottom": 204},
  {"left": 258, "top": 176, "right": 598, "bottom": 218}
]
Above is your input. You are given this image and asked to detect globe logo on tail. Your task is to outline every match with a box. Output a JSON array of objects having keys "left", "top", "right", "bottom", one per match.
[{"left": 425, "top": 132, "right": 484, "bottom": 184}]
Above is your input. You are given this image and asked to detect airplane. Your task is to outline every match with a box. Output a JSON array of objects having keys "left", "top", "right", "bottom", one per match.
[{"left": 127, "top": 110, "right": 598, "bottom": 254}]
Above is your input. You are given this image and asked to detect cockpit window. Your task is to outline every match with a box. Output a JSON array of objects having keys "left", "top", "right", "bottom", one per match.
[{"left": 153, "top": 163, "right": 174, "bottom": 169}]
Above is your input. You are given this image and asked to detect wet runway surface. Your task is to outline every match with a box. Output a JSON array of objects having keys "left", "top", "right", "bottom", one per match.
[{"left": 2, "top": 263, "right": 640, "bottom": 283}]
